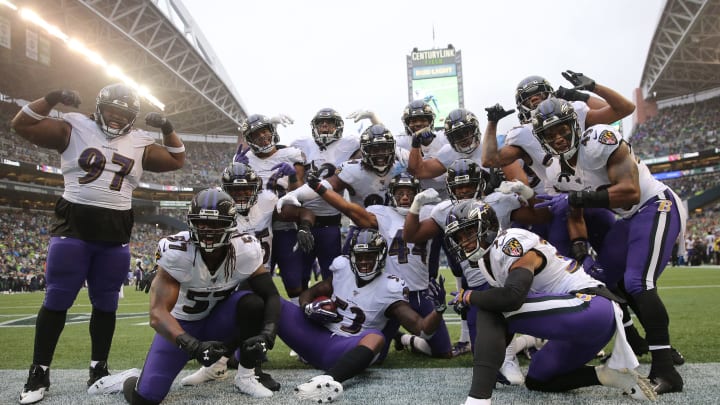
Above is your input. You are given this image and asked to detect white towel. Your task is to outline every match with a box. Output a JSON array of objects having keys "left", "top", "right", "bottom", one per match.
[{"left": 606, "top": 302, "right": 640, "bottom": 370}]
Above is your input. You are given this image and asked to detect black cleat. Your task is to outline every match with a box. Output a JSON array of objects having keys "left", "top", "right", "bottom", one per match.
[
  {"left": 393, "top": 333, "right": 405, "bottom": 351},
  {"left": 649, "top": 368, "right": 683, "bottom": 394},
  {"left": 671, "top": 347, "right": 685, "bottom": 366},
  {"left": 255, "top": 367, "right": 280, "bottom": 391},
  {"left": 20, "top": 364, "right": 50, "bottom": 404},
  {"left": 87, "top": 361, "right": 110, "bottom": 387}
]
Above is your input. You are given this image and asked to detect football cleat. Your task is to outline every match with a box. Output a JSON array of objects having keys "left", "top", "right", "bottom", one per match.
[
  {"left": 497, "top": 355, "right": 524, "bottom": 386},
  {"left": 393, "top": 333, "right": 406, "bottom": 351},
  {"left": 87, "top": 368, "right": 140, "bottom": 395},
  {"left": 255, "top": 367, "right": 280, "bottom": 392},
  {"left": 295, "top": 375, "right": 343, "bottom": 403},
  {"left": 451, "top": 341, "right": 472, "bottom": 357},
  {"left": 671, "top": 347, "right": 685, "bottom": 366},
  {"left": 87, "top": 361, "right": 110, "bottom": 387},
  {"left": 649, "top": 367, "right": 684, "bottom": 394},
  {"left": 595, "top": 365, "right": 658, "bottom": 401},
  {"left": 234, "top": 368, "right": 273, "bottom": 398},
  {"left": 180, "top": 362, "right": 228, "bottom": 386},
  {"left": 19, "top": 364, "right": 50, "bottom": 404}
]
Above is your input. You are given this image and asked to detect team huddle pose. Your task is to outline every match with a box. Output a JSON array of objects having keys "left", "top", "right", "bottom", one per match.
[{"left": 12, "top": 68, "right": 685, "bottom": 404}]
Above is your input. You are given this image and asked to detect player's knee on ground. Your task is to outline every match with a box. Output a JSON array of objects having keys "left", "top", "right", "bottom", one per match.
[{"left": 123, "top": 376, "right": 159, "bottom": 405}]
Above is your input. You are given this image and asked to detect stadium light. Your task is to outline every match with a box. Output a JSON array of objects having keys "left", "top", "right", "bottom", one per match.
[
  {"left": 12, "top": 5, "right": 166, "bottom": 111},
  {"left": 0, "top": 0, "right": 17, "bottom": 11}
]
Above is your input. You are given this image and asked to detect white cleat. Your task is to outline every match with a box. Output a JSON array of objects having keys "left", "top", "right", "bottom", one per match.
[
  {"left": 498, "top": 355, "right": 525, "bottom": 385},
  {"left": 295, "top": 375, "right": 343, "bottom": 403},
  {"left": 180, "top": 363, "right": 228, "bottom": 386},
  {"left": 595, "top": 365, "right": 658, "bottom": 401},
  {"left": 87, "top": 368, "right": 141, "bottom": 395},
  {"left": 234, "top": 368, "right": 273, "bottom": 398}
]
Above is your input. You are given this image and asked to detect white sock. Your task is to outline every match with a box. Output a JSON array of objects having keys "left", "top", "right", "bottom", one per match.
[
  {"left": 512, "top": 334, "right": 537, "bottom": 354},
  {"left": 504, "top": 339, "right": 516, "bottom": 361},
  {"left": 401, "top": 334, "right": 432, "bottom": 356},
  {"left": 464, "top": 396, "right": 491, "bottom": 405},
  {"left": 90, "top": 360, "right": 99, "bottom": 368},
  {"left": 460, "top": 320, "right": 470, "bottom": 343}
]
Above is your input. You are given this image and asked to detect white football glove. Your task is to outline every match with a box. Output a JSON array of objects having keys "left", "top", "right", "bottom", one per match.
[
  {"left": 269, "top": 113, "right": 294, "bottom": 127},
  {"left": 346, "top": 109, "right": 382, "bottom": 125},
  {"left": 276, "top": 193, "right": 301, "bottom": 213},
  {"left": 275, "top": 185, "right": 321, "bottom": 213},
  {"left": 409, "top": 188, "right": 441, "bottom": 215},
  {"left": 495, "top": 180, "right": 535, "bottom": 202}
]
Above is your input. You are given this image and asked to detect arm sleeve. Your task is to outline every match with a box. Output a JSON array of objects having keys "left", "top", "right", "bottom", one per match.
[{"left": 468, "top": 267, "right": 533, "bottom": 312}]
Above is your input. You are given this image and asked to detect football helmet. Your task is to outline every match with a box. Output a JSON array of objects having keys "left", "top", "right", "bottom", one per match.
[
  {"left": 187, "top": 188, "right": 237, "bottom": 253},
  {"left": 387, "top": 172, "right": 421, "bottom": 214},
  {"left": 444, "top": 109, "right": 481, "bottom": 154},
  {"left": 311, "top": 108, "right": 344, "bottom": 148},
  {"left": 349, "top": 228, "right": 388, "bottom": 287},
  {"left": 221, "top": 162, "right": 262, "bottom": 215},
  {"left": 402, "top": 100, "right": 436, "bottom": 138},
  {"left": 531, "top": 98, "right": 581, "bottom": 160},
  {"left": 445, "top": 158, "right": 488, "bottom": 202},
  {"left": 95, "top": 83, "right": 140, "bottom": 138},
  {"left": 444, "top": 200, "right": 499, "bottom": 262},
  {"left": 515, "top": 75, "right": 554, "bottom": 124},
  {"left": 241, "top": 114, "right": 279, "bottom": 154},
  {"left": 360, "top": 124, "right": 396, "bottom": 176}
]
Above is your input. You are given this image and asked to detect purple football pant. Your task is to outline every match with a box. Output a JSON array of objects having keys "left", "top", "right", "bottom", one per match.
[
  {"left": 43, "top": 236, "right": 129, "bottom": 312},
  {"left": 595, "top": 189, "right": 682, "bottom": 294},
  {"left": 506, "top": 293, "right": 616, "bottom": 382},
  {"left": 301, "top": 226, "right": 341, "bottom": 281},
  {"left": 273, "top": 229, "right": 308, "bottom": 294},
  {"left": 407, "top": 290, "right": 452, "bottom": 356},
  {"left": 136, "top": 290, "right": 251, "bottom": 403},
  {"left": 547, "top": 207, "right": 617, "bottom": 256},
  {"left": 277, "top": 298, "right": 382, "bottom": 370}
]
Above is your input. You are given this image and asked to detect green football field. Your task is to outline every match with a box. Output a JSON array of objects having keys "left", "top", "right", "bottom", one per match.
[{"left": 1, "top": 265, "right": 718, "bottom": 370}]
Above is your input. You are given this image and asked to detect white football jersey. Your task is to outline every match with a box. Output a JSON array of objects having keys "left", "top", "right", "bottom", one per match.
[
  {"left": 247, "top": 146, "right": 305, "bottom": 230},
  {"left": 396, "top": 133, "right": 449, "bottom": 199},
  {"left": 544, "top": 125, "right": 667, "bottom": 218},
  {"left": 61, "top": 113, "right": 154, "bottom": 210},
  {"left": 235, "top": 190, "right": 277, "bottom": 267},
  {"left": 482, "top": 191, "right": 524, "bottom": 230},
  {"left": 156, "top": 231, "right": 263, "bottom": 321},
  {"left": 503, "top": 101, "right": 589, "bottom": 195},
  {"left": 434, "top": 142, "right": 487, "bottom": 170},
  {"left": 366, "top": 205, "right": 432, "bottom": 291},
  {"left": 326, "top": 256, "right": 409, "bottom": 337},
  {"left": 482, "top": 228, "right": 601, "bottom": 293},
  {"left": 291, "top": 136, "right": 360, "bottom": 216},
  {"left": 337, "top": 148, "right": 410, "bottom": 207}
]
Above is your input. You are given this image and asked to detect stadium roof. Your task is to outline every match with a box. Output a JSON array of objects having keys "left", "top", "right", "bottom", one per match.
[
  {"left": 0, "top": 0, "right": 246, "bottom": 135},
  {"left": 640, "top": 0, "right": 720, "bottom": 101}
]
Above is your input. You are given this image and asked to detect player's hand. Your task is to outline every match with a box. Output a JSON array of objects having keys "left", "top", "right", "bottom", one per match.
[
  {"left": 411, "top": 127, "right": 435, "bottom": 148},
  {"left": 294, "top": 220, "right": 315, "bottom": 253},
  {"left": 484, "top": 103, "right": 515, "bottom": 123},
  {"left": 424, "top": 276, "right": 447, "bottom": 313},
  {"left": 495, "top": 180, "right": 534, "bottom": 201},
  {"left": 346, "top": 109, "right": 379, "bottom": 124},
  {"left": 176, "top": 334, "right": 229, "bottom": 367},
  {"left": 562, "top": 70, "right": 596, "bottom": 92},
  {"left": 534, "top": 193, "right": 569, "bottom": 217},
  {"left": 554, "top": 86, "right": 589, "bottom": 102},
  {"left": 276, "top": 193, "right": 302, "bottom": 213},
  {"left": 270, "top": 113, "right": 294, "bottom": 127},
  {"left": 303, "top": 299, "right": 342, "bottom": 323},
  {"left": 305, "top": 171, "right": 327, "bottom": 195},
  {"left": 271, "top": 162, "right": 297, "bottom": 177},
  {"left": 144, "top": 112, "right": 169, "bottom": 128},
  {"left": 234, "top": 144, "right": 251, "bottom": 164},
  {"left": 44, "top": 90, "right": 81, "bottom": 108},
  {"left": 450, "top": 289, "right": 473, "bottom": 315},
  {"left": 414, "top": 188, "right": 441, "bottom": 207}
]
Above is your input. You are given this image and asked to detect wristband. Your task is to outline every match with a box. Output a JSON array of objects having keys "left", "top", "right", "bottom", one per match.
[
  {"left": 21, "top": 104, "right": 47, "bottom": 121},
  {"left": 160, "top": 120, "right": 174, "bottom": 136},
  {"left": 164, "top": 145, "right": 186, "bottom": 154},
  {"left": 411, "top": 135, "right": 422, "bottom": 148},
  {"left": 568, "top": 189, "right": 610, "bottom": 208}
]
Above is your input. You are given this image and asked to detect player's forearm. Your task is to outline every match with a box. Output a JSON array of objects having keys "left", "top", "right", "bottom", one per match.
[
  {"left": 402, "top": 213, "right": 422, "bottom": 242},
  {"left": 481, "top": 122, "right": 502, "bottom": 168},
  {"left": 593, "top": 84, "right": 635, "bottom": 121}
]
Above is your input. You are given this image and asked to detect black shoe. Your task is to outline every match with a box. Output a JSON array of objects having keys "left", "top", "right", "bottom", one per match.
[
  {"left": 87, "top": 361, "right": 110, "bottom": 387},
  {"left": 393, "top": 333, "right": 405, "bottom": 351},
  {"left": 671, "top": 347, "right": 685, "bottom": 366},
  {"left": 649, "top": 368, "right": 683, "bottom": 394},
  {"left": 20, "top": 364, "right": 50, "bottom": 404},
  {"left": 254, "top": 367, "right": 280, "bottom": 391}
]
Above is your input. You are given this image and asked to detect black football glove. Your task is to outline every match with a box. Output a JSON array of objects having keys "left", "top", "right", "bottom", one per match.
[
  {"left": 305, "top": 171, "right": 327, "bottom": 195},
  {"left": 561, "top": 70, "right": 596, "bottom": 92},
  {"left": 294, "top": 220, "right": 315, "bottom": 253},
  {"left": 424, "top": 275, "right": 447, "bottom": 313},
  {"left": 145, "top": 112, "right": 174, "bottom": 135},
  {"left": 176, "top": 333, "right": 229, "bottom": 367},
  {"left": 484, "top": 104, "right": 515, "bottom": 123},
  {"left": 554, "top": 86, "right": 590, "bottom": 102},
  {"left": 44, "top": 90, "right": 81, "bottom": 108}
]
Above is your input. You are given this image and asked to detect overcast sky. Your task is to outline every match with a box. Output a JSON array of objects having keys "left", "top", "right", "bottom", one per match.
[{"left": 183, "top": 0, "right": 665, "bottom": 143}]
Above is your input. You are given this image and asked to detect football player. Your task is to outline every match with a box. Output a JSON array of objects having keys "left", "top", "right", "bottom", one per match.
[
  {"left": 444, "top": 200, "right": 657, "bottom": 404},
  {"left": 12, "top": 84, "right": 185, "bottom": 404},
  {"left": 234, "top": 114, "right": 308, "bottom": 303},
  {"left": 530, "top": 98, "right": 686, "bottom": 394},
  {"left": 278, "top": 228, "right": 446, "bottom": 403},
  {"left": 294, "top": 171, "right": 453, "bottom": 358},
  {"left": 287, "top": 108, "right": 360, "bottom": 282},
  {"left": 90, "top": 188, "right": 282, "bottom": 402}
]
